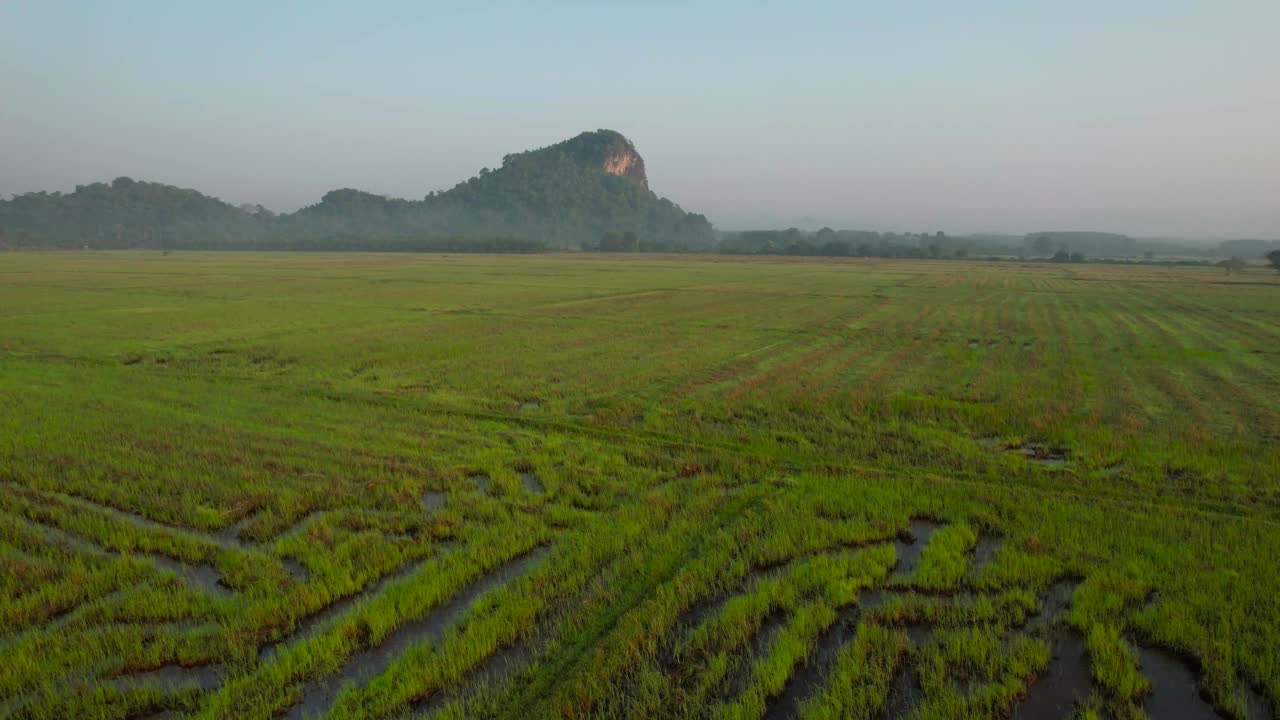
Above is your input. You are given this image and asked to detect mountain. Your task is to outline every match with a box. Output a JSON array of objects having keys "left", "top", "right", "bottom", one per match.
[
  {"left": 282, "top": 130, "right": 710, "bottom": 249},
  {"left": 0, "top": 130, "right": 714, "bottom": 251}
]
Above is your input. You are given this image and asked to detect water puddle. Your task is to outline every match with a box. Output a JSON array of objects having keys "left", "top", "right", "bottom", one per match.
[
  {"left": 1242, "top": 682, "right": 1275, "bottom": 720},
  {"left": 281, "top": 558, "right": 309, "bottom": 582},
  {"left": 974, "top": 439, "right": 1069, "bottom": 467},
  {"left": 520, "top": 473, "right": 545, "bottom": 495},
  {"left": 904, "top": 625, "right": 931, "bottom": 647},
  {"left": 888, "top": 519, "right": 942, "bottom": 581},
  {"left": 1016, "top": 443, "right": 1068, "bottom": 467},
  {"left": 1024, "top": 579, "right": 1080, "bottom": 633},
  {"left": 1137, "top": 645, "right": 1219, "bottom": 720},
  {"left": 1010, "top": 632, "right": 1092, "bottom": 719},
  {"left": 971, "top": 535, "right": 1003, "bottom": 575},
  {"left": 109, "top": 663, "right": 225, "bottom": 692},
  {"left": 422, "top": 491, "right": 447, "bottom": 513},
  {"left": 213, "top": 513, "right": 256, "bottom": 549},
  {"left": 144, "top": 554, "right": 231, "bottom": 597},
  {"left": 280, "top": 546, "right": 551, "bottom": 719},
  {"left": 860, "top": 589, "right": 890, "bottom": 613}
]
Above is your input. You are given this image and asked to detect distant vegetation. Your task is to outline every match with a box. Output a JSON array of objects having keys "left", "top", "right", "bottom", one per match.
[
  {"left": 717, "top": 227, "right": 1279, "bottom": 263},
  {"left": 0, "top": 130, "right": 714, "bottom": 252},
  {"left": 1, "top": 130, "right": 1275, "bottom": 260}
]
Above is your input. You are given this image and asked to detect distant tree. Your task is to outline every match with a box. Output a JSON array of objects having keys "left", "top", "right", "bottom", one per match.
[
  {"left": 597, "top": 230, "right": 639, "bottom": 252},
  {"left": 1268, "top": 249, "right": 1280, "bottom": 273},
  {"left": 955, "top": 246, "right": 969, "bottom": 259},
  {"left": 1051, "top": 249, "right": 1071, "bottom": 263},
  {"left": 1032, "top": 235, "right": 1053, "bottom": 257},
  {"left": 821, "top": 240, "right": 851, "bottom": 257},
  {"left": 599, "top": 230, "right": 620, "bottom": 251},
  {"left": 1070, "top": 252, "right": 1085, "bottom": 263},
  {"left": 786, "top": 240, "right": 818, "bottom": 256},
  {"left": 1217, "top": 257, "right": 1248, "bottom": 275}
]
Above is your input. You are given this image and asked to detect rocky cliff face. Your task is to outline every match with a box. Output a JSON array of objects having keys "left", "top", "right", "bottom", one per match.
[
  {"left": 602, "top": 152, "right": 636, "bottom": 176},
  {"left": 600, "top": 144, "right": 648, "bottom": 190},
  {"left": 546, "top": 129, "right": 649, "bottom": 190}
]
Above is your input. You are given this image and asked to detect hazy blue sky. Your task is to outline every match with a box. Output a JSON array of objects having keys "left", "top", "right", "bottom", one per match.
[{"left": 2, "top": 1, "right": 1277, "bottom": 236}]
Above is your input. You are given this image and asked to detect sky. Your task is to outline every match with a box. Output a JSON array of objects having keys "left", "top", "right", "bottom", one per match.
[{"left": 2, "top": 1, "right": 1278, "bottom": 238}]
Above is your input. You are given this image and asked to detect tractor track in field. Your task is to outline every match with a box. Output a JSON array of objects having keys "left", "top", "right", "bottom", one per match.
[
  {"left": 279, "top": 545, "right": 552, "bottom": 719},
  {"left": 0, "top": 481, "right": 310, "bottom": 587}
]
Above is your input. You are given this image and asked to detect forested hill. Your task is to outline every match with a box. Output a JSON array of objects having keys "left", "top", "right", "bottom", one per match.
[
  {"left": 0, "top": 130, "right": 715, "bottom": 251},
  {"left": 0, "top": 177, "right": 268, "bottom": 250}
]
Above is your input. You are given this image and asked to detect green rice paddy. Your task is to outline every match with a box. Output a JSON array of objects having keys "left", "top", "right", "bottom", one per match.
[{"left": 0, "top": 251, "right": 1276, "bottom": 719}]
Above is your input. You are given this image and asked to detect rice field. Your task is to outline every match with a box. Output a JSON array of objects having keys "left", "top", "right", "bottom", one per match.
[{"left": 0, "top": 251, "right": 1277, "bottom": 720}]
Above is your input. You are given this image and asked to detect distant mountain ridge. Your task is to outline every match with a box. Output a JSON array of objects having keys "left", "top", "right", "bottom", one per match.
[{"left": 0, "top": 130, "right": 714, "bottom": 251}]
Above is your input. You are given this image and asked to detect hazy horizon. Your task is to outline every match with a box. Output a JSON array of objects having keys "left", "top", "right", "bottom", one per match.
[{"left": 3, "top": 1, "right": 1278, "bottom": 239}]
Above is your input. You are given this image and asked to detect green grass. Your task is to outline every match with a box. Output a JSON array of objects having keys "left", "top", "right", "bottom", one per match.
[{"left": 0, "top": 251, "right": 1277, "bottom": 719}]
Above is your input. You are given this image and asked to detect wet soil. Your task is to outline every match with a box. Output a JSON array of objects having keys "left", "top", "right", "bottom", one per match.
[
  {"left": 763, "top": 607, "right": 859, "bottom": 720},
  {"left": 881, "top": 661, "right": 923, "bottom": 720},
  {"left": 722, "top": 611, "right": 789, "bottom": 699}
]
